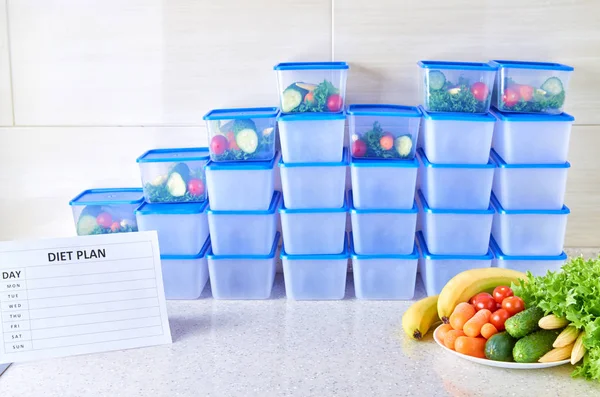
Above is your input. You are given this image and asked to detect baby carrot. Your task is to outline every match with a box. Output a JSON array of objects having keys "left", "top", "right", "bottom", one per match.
[
  {"left": 463, "top": 309, "right": 492, "bottom": 338},
  {"left": 449, "top": 302, "right": 476, "bottom": 331},
  {"left": 444, "top": 329, "right": 465, "bottom": 350},
  {"left": 480, "top": 323, "right": 498, "bottom": 339},
  {"left": 455, "top": 336, "right": 487, "bottom": 358},
  {"left": 437, "top": 324, "right": 454, "bottom": 342}
]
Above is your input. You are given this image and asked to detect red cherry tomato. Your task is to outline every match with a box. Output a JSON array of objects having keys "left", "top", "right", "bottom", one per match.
[
  {"left": 96, "top": 212, "right": 113, "bottom": 228},
  {"left": 502, "top": 88, "right": 520, "bottom": 107},
  {"left": 502, "top": 296, "right": 525, "bottom": 316},
  {"left": 304, "top": 92, "right": 315, "bottom": 104},
  {"left": 470, "top": 82, "right": 489, "bottom": 102},
  {"left": 519, "top": 85, "right": 534, "bottom": 102},
  {"left": 492, "top": 286, "right": 514, "bottom": 304},
  {"left": 471, "top": 292, "right": 497, "bottom": 312},
  {"left": 490, "top": 309, "right": 511, "bottom": 331},
  {"left": 210, "top": 135, "right": 228, "bottom": 155},
  {"left": 226, "top": 132, "right": 239, "bottom": 151},
  {"left": 326, "top": 94, "right": 343, "bottom": 112},
  {"left": 110, "top": 222, "right": 121, "bottom": 232},
  {"left": 352, "top": 140, "right": 367, "bottom": 157},
  {"left": 187, "top": 178, "right": 205, "bottom": 197}
]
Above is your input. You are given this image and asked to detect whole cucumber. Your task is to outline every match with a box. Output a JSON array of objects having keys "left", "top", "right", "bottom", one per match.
[
  {"left": 513, "top": 329, "right": 562, "bottom": 363},
  {"left": 505, "top": 306, "right": 545, "bottom": 339}
]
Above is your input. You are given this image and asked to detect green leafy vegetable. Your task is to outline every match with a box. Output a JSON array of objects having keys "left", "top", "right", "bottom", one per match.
[
  {"left": 354, "top": 122, "right": 412, "bottom": 159},
  {"left": 500, "top": 91, "right": 565, "bottom": 113},
  {"left": 427, "top": 76, "right": 489, "bottom": 113},
  {"left": 295, "top": 80, "right": 339, "bottom": 113}
]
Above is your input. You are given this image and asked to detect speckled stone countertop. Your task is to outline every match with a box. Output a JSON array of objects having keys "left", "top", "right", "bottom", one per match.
[{"left": 1, "top": 249, "right": 599, "bottom": 397}]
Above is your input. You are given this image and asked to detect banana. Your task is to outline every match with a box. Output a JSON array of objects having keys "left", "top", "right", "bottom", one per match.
[
  {"left": 402, "top": 295, "right": 440, "bottom": 340},
  {"left": 437, "top": 268, "right": 526, "bottom": 323}
]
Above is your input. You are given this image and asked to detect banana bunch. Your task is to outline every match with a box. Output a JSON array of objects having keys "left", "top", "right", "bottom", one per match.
[{"left": 538, "top": 314, "right": 586, "bottom": 364}]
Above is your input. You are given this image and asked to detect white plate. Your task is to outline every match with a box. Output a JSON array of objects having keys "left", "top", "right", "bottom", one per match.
[{"left": 433, "top": 324, "right": 571, "bottom": 369}]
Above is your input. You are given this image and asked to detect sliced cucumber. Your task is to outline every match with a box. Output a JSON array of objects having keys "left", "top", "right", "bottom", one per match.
[
  {"left": 235, "top": 128, "right": 259, "bottom": 154},
  {"left": 395, "top": 135, "right": 413, "bottom": 157},
  {"left": 541, "top": 77, "right": 564, "bottom": 95},
  {"left": 77, "top": 215, "right": 98, "bottom": 236},
  {"left": 428, "top": 70, "right": 446, "bottom": 90},
  {"left": 281, "top": 84, "right": 308, "bottom": 112},
  {"left": 167, "top": 172, "right": 187, "bottom": 197}
]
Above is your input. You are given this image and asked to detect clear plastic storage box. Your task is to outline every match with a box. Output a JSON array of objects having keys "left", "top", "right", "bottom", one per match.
[
  {"left": 135, "top": 200, "right": 209, "bottom": 256},
  {"left": 490, "top": 236, "right": 566, "bottom": 277},
  {"left": 70, "top": 188, "right": 144, "bottom": 236},
  {"left": 418, "top": 61, "right": 497, "bottom": 114},
  {"left": 274, "top": 62, "right": 349, "bottom": 114},
  {"left": 207, "top": 192, "right": 280, "bottom": 255},
  {"left": 203, "top": 107, "right": 279, "bottom": 162},
  {"left": 277, "top": 112, "right": 346, "bottom": 163},
  {"left": 417, "top": 149, "right": 495, "bottom": 210},
  {"left": 207, "top": 233, "right": 279, "bottom": 300},
  {"left": 136, "top": 148, "right": 210, "bottom": 204},
  {"left": 491, "top": 194, "right": 569, "bottom": 256},
  {"left": 205, "top": 154, "right": 276, "bottom": 211},
  {"left": 161, "top": 237, "right": 210, "bottom": 300},
  {"left": 491, "top": 149, "right": 570, "bottom": 210},
  {"left": 491, "top": 109, "right": 574, "bottom": 164},
  {"left": 489, "top": 60, "right": 574, "bottom": 115},
  {"left": 347, "top": 104, "right": 422, "bottom": 160},
  {"left": 419, "top": 107, "right": 495, "bottom": 164}
]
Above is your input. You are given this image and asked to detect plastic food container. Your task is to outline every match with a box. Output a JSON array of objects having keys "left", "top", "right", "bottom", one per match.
[
  {"left": 207, "top": 233, "right": 279, "bottom": 300},
  {"left": 350, "top": 234, "right": 418, "bottom": 300},
  {"left": 135, "top": 201, "right": 209, "bottom": 256},
  {"left": 69, "top": 188, "right": 144, "bottom": 236},
  {"left": 208, "top": 192, "right": 280, "bottom": 255},
  {"left": 347, "top": 104, "right": 422, "bottom": 160},
  {"left": 350, "top": 156, "right": 418, "bottom": 209},
  {"left": 417, "top": 190, "right": 493, "bottom": 255},
  {"left": 419, "top": 107, "right": 495, "bottom": 164},
  {"left": 491, "top": 109, "right": 574, "bottom": 164},
  {"left": 491, "top": 194, "right": 569, "bottom": 256},
  {"left": 418, "top": 61, "right": 497, "bottom": 114},
  {"left": 491, "top": 149, "right": 569, "bottom": 210},
  {"left": 205, "top": 154, "right": 276, "bottom": 211},
  {"left": 279, "top": 198, "right": 347, "bottom": 255},
  {"left": 203, "top": 107, "right": 279, "bottom": 162},
  {"left": 279, "top": 149, "right": 348, "bottom": 209},
  {"left": 417, "top": 231, "right": 493, "bottom": 296},
  {"left": 161, "top": 237, "right": 210, "bottom": 300},
  {"left": 274, "top": 62, "right": 349, "bottom": 114},
  {"left": 136, "top": 148, "right": 210, "bottom": 204},
  {"left": 489, "top": 60, "right": 574, "bottom": 115},
  {"left": 417, "top": 149, "right": 495, "bottom": 210},
  {"left": 490, "top": 236, "right": 566, "bottom": 277},
  {"left": 277, "top": 112, "right": 346, "bottom": 163},
  {"left": 349, "top": 191, "right": 417, "bottom": 255},
  {"left": 281, "top": 238, "right": 349, "bottom": 300}
]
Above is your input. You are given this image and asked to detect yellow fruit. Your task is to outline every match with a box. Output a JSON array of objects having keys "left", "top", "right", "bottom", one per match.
[
  {"left": 402, "top": 295, "right": 440, "bottom": 340},
  {"left": 539, "top": 314, "right": 570, "bottom": 330},
  {"left": 539, "top": 344, "right": 574, "bottom": 363},
  {"left": 553, "top": 324, "right": 579, "bottom": 347},
  {"left": 571, "top": 331, "right": 587, "bottom": 365}
]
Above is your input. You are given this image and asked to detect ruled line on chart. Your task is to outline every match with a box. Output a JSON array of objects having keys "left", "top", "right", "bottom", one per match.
[
  {"left": 29, "top": 332, "right": 165, "bottom": 352},
  {"left": 32, "top": 324, "right": 163, "bottom": 341},
  {"left": 26, "top": 287, "right": 157, "bottom": 301},
  {"left": 28, "top": 315, "right": 162, "bottom": 331},
  {"left": 26, "top": 277, "right": 157, "bottom": 291},
  {"left": 25, "top": 256, "right": 153, "bottom": 269},
  {"left": 27, "top": 296, "right": 158, "bottom": 311},
  {"left": 30, "top": 304, "right": 160, "bottom": 321},
  {"left": 26, "top": 267, "right": 156, "bottom": 280}
]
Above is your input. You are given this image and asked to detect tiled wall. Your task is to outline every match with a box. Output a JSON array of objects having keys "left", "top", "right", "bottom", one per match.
[{"left": 1, "top": 0, "right": 599, "bottom": 246}]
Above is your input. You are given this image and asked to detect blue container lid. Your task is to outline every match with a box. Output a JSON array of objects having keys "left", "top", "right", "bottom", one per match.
[
  {"left": 277, "top": 111, "right": 346, "bottom": 121},
  {"left": 490, "top": 193, "right": 570, "bottom": 215},
  {"left": 274, "top": 62, "right": 349, "bottom": 71},
  {"left": 417, "top": 189, "right": 494, "bottom": 215},
  {"left": 418, "top": 60, "right": 497, "bottom": 71},
  {"left": 490, "top": 107, "right": 575, "bottom": 122},
  {"left": 137, "top": 147, "right": 210, "bottom": 163},
  {"left": 279, "top": 148, "right": 348, "bottom": 168},
  {"left": 348, "top": 190, "right": 417, "bottom": 214},
  {"left": 346, "top": 104, "right": 422, "bottom": 118},
  {"left": 489, "top": 60, "right": 574, "bottom": 72},
  {"left": 161, "top": 236, "right": 211, "bottom": 260},
  {"left": 279, "top": 196, "right": 348, "bottom": 214},
  {"left": 207, "top": 232, "right": 280, "bottom": 260},
  {"left": 418, "top": 148, "right": 494, "bottom": 169},
  {"left": 208, "top": 192, "right": 281, "bottom": 215},
  {"left": 203, "top": 107, "right": 279, "bottom": 120},
  {"left": 350, "top": 156, "right": 418, "bottom": 168},
  {"left": 135, "top": 200, "right": 208, "bottom": 215},
  {"left": 416, "top": 231, "right": 494, "bottom": 260},
  {"left": 206, "top": 153, "right": 278, "bottom": 170},
  {"left": 490, "top": 149, "right": 571, "bottom": 169},
  {"left": 419, "top": 106, "right": 495, "bottom": 122},
  {"left": 70, "top": 188, "right": 144, "bottom": 206},
  {"left": 490, "top": 236, "right": 567, "bottom": 261},
  {"left": 349, "top": 232, "right": 418, "bottom": 260},
  {"left": 280, "top": 236, "right": 349, "bottom": 260}
]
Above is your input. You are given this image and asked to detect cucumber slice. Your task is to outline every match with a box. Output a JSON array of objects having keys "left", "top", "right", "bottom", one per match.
[
  {"left": 235, "top": 128, "right": 259, "bottom": 154},
  {"left": 395, "top": 135, "right": 413, "bottom": 157},
  {"left": 281, "top": 84, "right": 307, "bottom": 112},
  {"left": 428, "top": 70, "right": 446, "bottom": 90},
  {"left": 77, "top": 215, "right": 98, "bottom": 236},
  {"left": 540, "top": 77, "right": 564, "bottom": 95},
  {"left": 167, "top": 172, "right": 187, "bottom": 197}
]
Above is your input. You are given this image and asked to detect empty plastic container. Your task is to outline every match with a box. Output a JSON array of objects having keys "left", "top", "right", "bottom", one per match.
[
  {"left": 161, "top": 237, "right": 210, "bottom": 300},
  {"left": 417, "top": 149, "right": 495, "bottom": 210},
  {"left": 417, "top": 231, "right": 493, "bottom": 296},
  {"left": 491, "top": 149, "right": 570, "bottom": 210},
  {"left": 491, "top": 109, "right": 574, "bottom": 164},
  {"left": 491, "top": 194, "right": 569, "bottom": 256},
  {"left": 274, "top": 62, "right": 349, "bottom": 114},
  {"left": 205, "top": 154, "right": 277, "bottom": 211},
  {"left": 203, "top": 107, "right": 279, "bottom": 162},
  {"left": 136, "top": 148, "right": 210, "bottom": 204},
  {"left": 418, "top": 61, "right": 497, "bottom": 114},
  {"left": 279, "top": 149, "right": 348, "bottom": 209},
  {"left": 281, "top": 238, "right": 349, "bottom": 300},
  {"left": 135, "top": 200, "right": 209, "bottom": 256},
  {"left": 70, "top": 188, "right": 144, "bottom": 236},
  {"left": 208, "top": 192, "right": 280, "bottom": 255},
  {"left": 207, "top": 233, "right": 280, "bottom": 300},
  {"left": 347, "top": 104, "right": 422, "bottom": 160},
  {"left": 350, "top": 156, "right": 418, "bottom": 209},
  {"left": 277, "top": 112, "right": 346, "bottom": 163},
  {"left": 419, "top": 107, "right": 495, "bottom": 164},
  {"left": 489, "top": 60, "right": 574, "bottom": 115},
  {"left": 490, "top": 236, "right": 566, "bottom": 277}
]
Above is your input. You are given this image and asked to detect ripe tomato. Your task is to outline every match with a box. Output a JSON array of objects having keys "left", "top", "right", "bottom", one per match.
[
  {"left": 470, "top": 82, "right": 489, "bottom": 102},
  {"left": 210, "top": 135, "right": 228, "bottom": 155},
  {"left": 502, "top": 88, "right": 520, "bottom": 107},
  {"left": 187, "top": 178, "right": 205, "bottom": 197},
  {"left": 379, "top": 134, "right": 394, "bottom": 150},
  {"left": 490, "top": 309, "right": 510, "bottom": 331},
  {"left": 110, "top": 222, "right": 120, "bottom": 232},
  {"left": 352, "top": 140, "right": 367, "bottom": 157},
  {"left": 96, "top": 212, "right": 113, "bottom": 228},
  {"left": 226, "top": 132, "right": 239, "bottom": 151},
  {"left": 326, "top": 94, "right": 343, "bottom": 112},
  {"left": 492, "top": 286, "right": 514, "bottom": 304},
  {"left": 519, "top": 85, "right": 534, "bottom": 101},
  {"left": 502, "top": 296, "right": 525, "bottom": 315},
  {"left": 304, "top": 92, "right": 315, "bottom": 104},
  {"left": 471, "top": 292, "right": 497, "bottom": 312}
]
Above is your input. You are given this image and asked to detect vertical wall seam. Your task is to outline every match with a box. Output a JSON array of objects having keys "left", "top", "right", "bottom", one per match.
[
  {"left": 331, "top": 0, "right": 334, "bottom": 60},
  {"left": 5, "top": 0, "right": 15, "bottom": 126}
]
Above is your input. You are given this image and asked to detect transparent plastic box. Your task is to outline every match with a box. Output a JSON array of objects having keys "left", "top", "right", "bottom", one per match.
[
  {"left": 274, "top": 62, "right": 349, "bottom": 114},
  {"left": 490, "top": 236, "right": 566, "bottom": 277},
  {"left": 418, "top": 61, "right": 497, "bottom": 114},
  {"left": 490, "top": 60, "right": 574, "bottom": 115},
  {"left": 205, "top": 154, "right": 276, "bottom": 211},
  {"left": 160, "top": 237, "right": 210, "bottom": 300},
  {"left": 277, "top": 112, "right": 346, "bottom": 163},
  {"left": 491, "top": 194, "right": 569, "bottom": 256},
  {"left": 418, "top": 149, "right": 495, "bottom": 210},
  {"left": 135, "top": 200, "right": 208, "bottom": 256},
  {"left": 417, "top": 231, "right": 493, "bottom": 296},
  {"left": 203, "top": 107, "right": 279, "bottom": 162},
  {"left": 491, "top": 109, "right": 574, "bottom": 164},
  {"left": 347, "top": 104, "right": 422, "bottom": 160},
  {"left": 279, "top": 149, "right": 348, "bottom": 209},
  {"left": 281, "top": 238, "right": 349, "bottom": 300},
  {"left": 491, "top": 149, "right": 570, "bottom": 210},
  {"left": 417, "top": 190, "right": 493, "bottom": 255},
  {"left": 69, "top": 188, "right": 144, "bottom": 236},
  {"left": 419, "top": 106, "right": 495, "bottom": 164},
  {"left": 207, "top": 233, "right": 279, "bottom": 300},
  {"left": 350, "top": 156, "right": 418, "bottom": 209},
  {"left": 136, "top": 148, "right": 210, "bottom": 204},
  {"left": 208, "top": 192, "right": 280, "bottom": 255}
]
